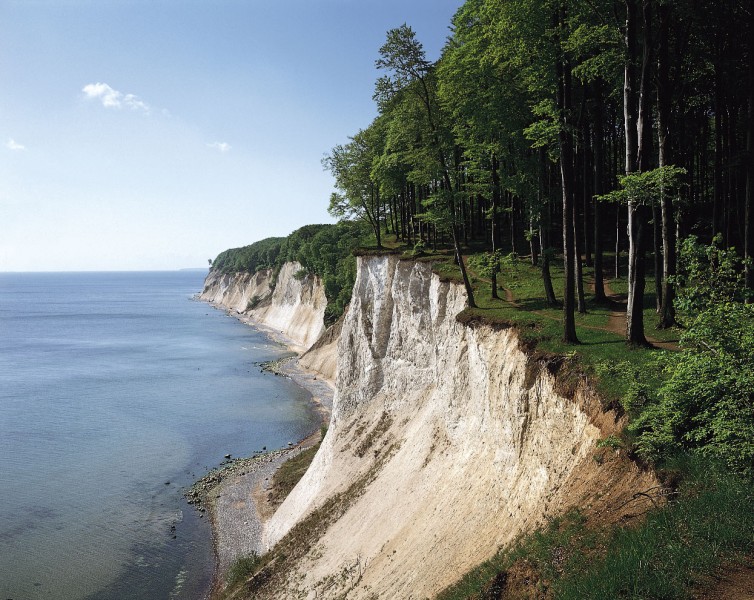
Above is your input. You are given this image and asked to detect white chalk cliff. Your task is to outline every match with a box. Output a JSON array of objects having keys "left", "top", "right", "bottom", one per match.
[
  {"left": 262, "top": 255, "right": 654, "bottom": 599},
  {"left": 202, "top": 256, "right": 654, "bottom": 599},
  {"left": 200, "top": 261, "right": 327, "bottom": 352}
]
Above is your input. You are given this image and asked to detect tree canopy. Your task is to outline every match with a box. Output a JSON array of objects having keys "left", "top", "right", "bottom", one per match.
[{"left": 210, "top": 222, "right": 364, "bottom": 324}]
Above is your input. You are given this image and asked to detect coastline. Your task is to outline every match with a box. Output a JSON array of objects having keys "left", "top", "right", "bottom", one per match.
[{"left": 189, "top": 300, "right": 334, "bottom": 597}]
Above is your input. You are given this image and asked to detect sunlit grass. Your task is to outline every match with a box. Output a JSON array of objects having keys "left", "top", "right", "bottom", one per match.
[
  {"left": 437, "top": 457, "right": 754, "bottom": 600},
  {"left": 437, "top": 254, "right": 670, "bottom": 404}
]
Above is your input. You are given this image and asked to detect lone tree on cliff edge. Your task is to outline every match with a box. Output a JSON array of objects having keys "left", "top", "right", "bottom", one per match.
[{"left": 373, "top": 24, "right": 477, "bottom": 309}]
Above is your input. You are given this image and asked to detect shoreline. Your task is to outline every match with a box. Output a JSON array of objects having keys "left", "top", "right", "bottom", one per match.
[{"left": 189, "top": 300, "right": 334, "bottom": 598}]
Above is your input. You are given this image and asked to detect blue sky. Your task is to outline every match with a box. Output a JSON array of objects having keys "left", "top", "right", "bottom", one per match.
[{"left": 0, "top": 0, "right": 463, "bottom": 271}]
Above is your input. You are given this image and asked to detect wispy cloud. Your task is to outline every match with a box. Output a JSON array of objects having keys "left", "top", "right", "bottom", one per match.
[
  {"left": 6, "top": 139, "right": 26, "bottom": 151},
  {"left": 207, "top": 142, "right": 231, "bottom": 153},
  {"left": 82, "top": 82, "right": 151, "bottom": 113}
]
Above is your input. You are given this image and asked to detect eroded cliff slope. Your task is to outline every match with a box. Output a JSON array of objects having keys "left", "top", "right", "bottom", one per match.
[{"left": 255, "top": 255, "right": 655, "bottom": 599}]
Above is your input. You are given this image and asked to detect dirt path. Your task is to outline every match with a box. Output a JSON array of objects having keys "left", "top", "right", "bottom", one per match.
[
  {"left": 599, "top": 279, "right": 680, "bottom": 351},
  {"left": 600, "top": 280, "right": 628, "bottom": 338},
  {"left": 695, "top": 558, "right": 754, "bottom": 599}
]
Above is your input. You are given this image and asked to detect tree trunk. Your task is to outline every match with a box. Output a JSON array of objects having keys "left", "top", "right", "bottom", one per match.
[
  {"left": 625, "top": 0, "right": 650, "bottom": 346},
  {"left": 593, "top": 94, "right": 607, "bottom": 301},
  {"left": 653, "top": 202, "right": 662, "bottom": 311},
  {"left": 541, "top": 225, "right": 558, "bottom": 306},
  {"left": 491, "top": 155, "right": 500, "bottom": 301},
  {"left": 509, "top": 192, "right": 517, "bottom": 255},
  {"left": 394, "top": 194, "right": 399, "bottom": 237},
  {"left": 400, "top": 189, "right": 407, "bottom": 243},
  {"left": 557, "top": 6, "right": 579, "bottom": 343},
  {"left": 583, "top": 118, "right": 593, "bottom": 268},
  {"left": 657, "top": 1, "right": 677, "bottom": 325},
  {"left": 491, "top": 270, "right": 500, "bottom": 300},
  {"left": 530, "top": 217, "right": 539, "bottom": 266},
  {"left": 615, "top": 206, "right": 622, "bottom": 279},
  {"left": 413, "top": 68, "right": 477, "bottom": 308},
  {"left": 626, "top": 205, "right": 649, "bottom": 344},
  {"left": 451, "top": 223, "right": 476, "bottom": 308},
  {"left": 624, "top": 0, "right": 638, "bottom": 342},
  {"left": 713, "top": 51, "right": 724, "bottom": 237},
  {"left": 439, "top": 169, "right": 476, "bottom": 308},
  {"left": 744, "top": 10, "right": 754, "bottom": 302},
  {"left": 624, "top": 0, "right": 638, "bottom": 178},
  {"left": 575, "top": 123, "right": 587, "bottom": 313},
  {"left": 575, "top": 201, "right": 587, "bottom": 313},
  {"left": 374, "top": 186, "right": 382, "bottom": 248},
  {"left": 492, "top": 153, "right": 501, "bottom": 253}
]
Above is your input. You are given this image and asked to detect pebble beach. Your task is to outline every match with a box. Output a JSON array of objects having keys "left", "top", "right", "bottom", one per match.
[{"left": 185, "top": 309, "right": 335, "bottom": 594}]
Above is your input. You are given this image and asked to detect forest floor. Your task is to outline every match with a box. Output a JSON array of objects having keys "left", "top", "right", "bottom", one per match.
[{"left": 598, "top": 280, "right": 680, "bottom": 351}]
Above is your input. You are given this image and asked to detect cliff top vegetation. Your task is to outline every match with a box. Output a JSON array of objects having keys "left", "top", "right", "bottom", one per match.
[{"left": 210, "top": 222, "right": 366, "bottom": 324}]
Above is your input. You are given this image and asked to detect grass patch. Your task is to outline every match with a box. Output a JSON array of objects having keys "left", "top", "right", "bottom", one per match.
[
  {"left": 266, "top": 442, "right": 322, "bottom": 510},
  {"left": 226, "top": 554, "right": 262, "bottom": 588},
  {"left": 437, "top": 255, "right": 670, "bottom": 407},
  {"left": 432, "top": 258, "right": 468, "bottom": 284},
  {"left": 557, "top": 458, "right": 754, "bottom": 599},
  {"left": 436, "top": 510, "right": 597, "bottom": 600},
  {"left": 437, "top": 457, "right": 754, "bottom": 600},
  {"left": 354, "top": 412, "right": 393, "bottom": 458}
]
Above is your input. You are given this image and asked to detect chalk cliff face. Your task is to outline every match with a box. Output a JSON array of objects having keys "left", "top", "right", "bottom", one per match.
[
  {"left": 261, "top": 255, "right": 655, "bottom": 599},
  {"left": 200, "top": 262, "right": 327, "bottom": 352}
]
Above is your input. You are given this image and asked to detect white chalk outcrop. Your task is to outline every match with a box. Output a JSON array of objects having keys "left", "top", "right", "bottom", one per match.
[
  {"left": 200, "top": 262, "right": 327, "bottom": 352},
  {"left": 261, "top": 255, "right": 655, "bottom": 599}
]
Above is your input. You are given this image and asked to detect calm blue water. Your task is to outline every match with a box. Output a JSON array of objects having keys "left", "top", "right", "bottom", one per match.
[{"left": 0, "top": 271, "right": 319, "bottom": 600}]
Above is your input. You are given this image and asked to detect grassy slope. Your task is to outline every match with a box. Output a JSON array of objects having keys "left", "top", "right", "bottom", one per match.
[{"left": 437, "top": 458, "right": 754, "bottom": 600}]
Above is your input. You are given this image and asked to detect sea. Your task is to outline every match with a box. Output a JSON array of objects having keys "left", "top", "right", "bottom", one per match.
[{"left": 0, "top": 270, "right": 320, "bottom": 600}]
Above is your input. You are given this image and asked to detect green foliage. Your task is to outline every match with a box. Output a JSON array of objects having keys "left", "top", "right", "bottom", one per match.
[
  {"left": 596, "top": 434, "right": 624, "bottom": 450},
  {"left": 597, "top": 165, "right": 687, "bottom": 206},
  {"left": 374, "top": 24, "right": 432, "bottom": 110},
  {"left": 226, "top": 553, "right": 261, "bottom": 587},
  {"left": 564, "top": 23, "right": 623, "bottom": 84},
  {"left": 210, "top": 222, "right": 367, "bottom": 323},
  {"left": 324, "top": 121, "right": 387, "bottom": 245},
  {"left": 278, "top": 222, "right": 365, "bottom": 324},
  {"left": 633, "top": 302, "right": 754, "bottom": 474},
  {"left": 611, "top": 236, "right": 754, "bottom": 473},
  {"left": 672, "top": 235, "right": 753, "bottom": 322},
  {"left": 469, "top": 250, "right": 519, "bottom": 282},
  {"left": 211, "top": 236, "right": 284, "bottom": 274},
  {"left": 523, "top": 99, "right": 560, "bottom": 152},
  {"left": 596, "top": 358, "right": 662, "bottom": 416}
]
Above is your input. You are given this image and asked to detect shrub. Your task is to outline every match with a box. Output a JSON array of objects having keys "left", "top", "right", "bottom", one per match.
[
  {"left": 633, "top": 302, "right": 754, "bottom": 474},
  {"left": 247, "top": 295, "right": 262, "bottom": 310},
  {"left": 226, "top": 553, "right": 261, "bottom": 587}
]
